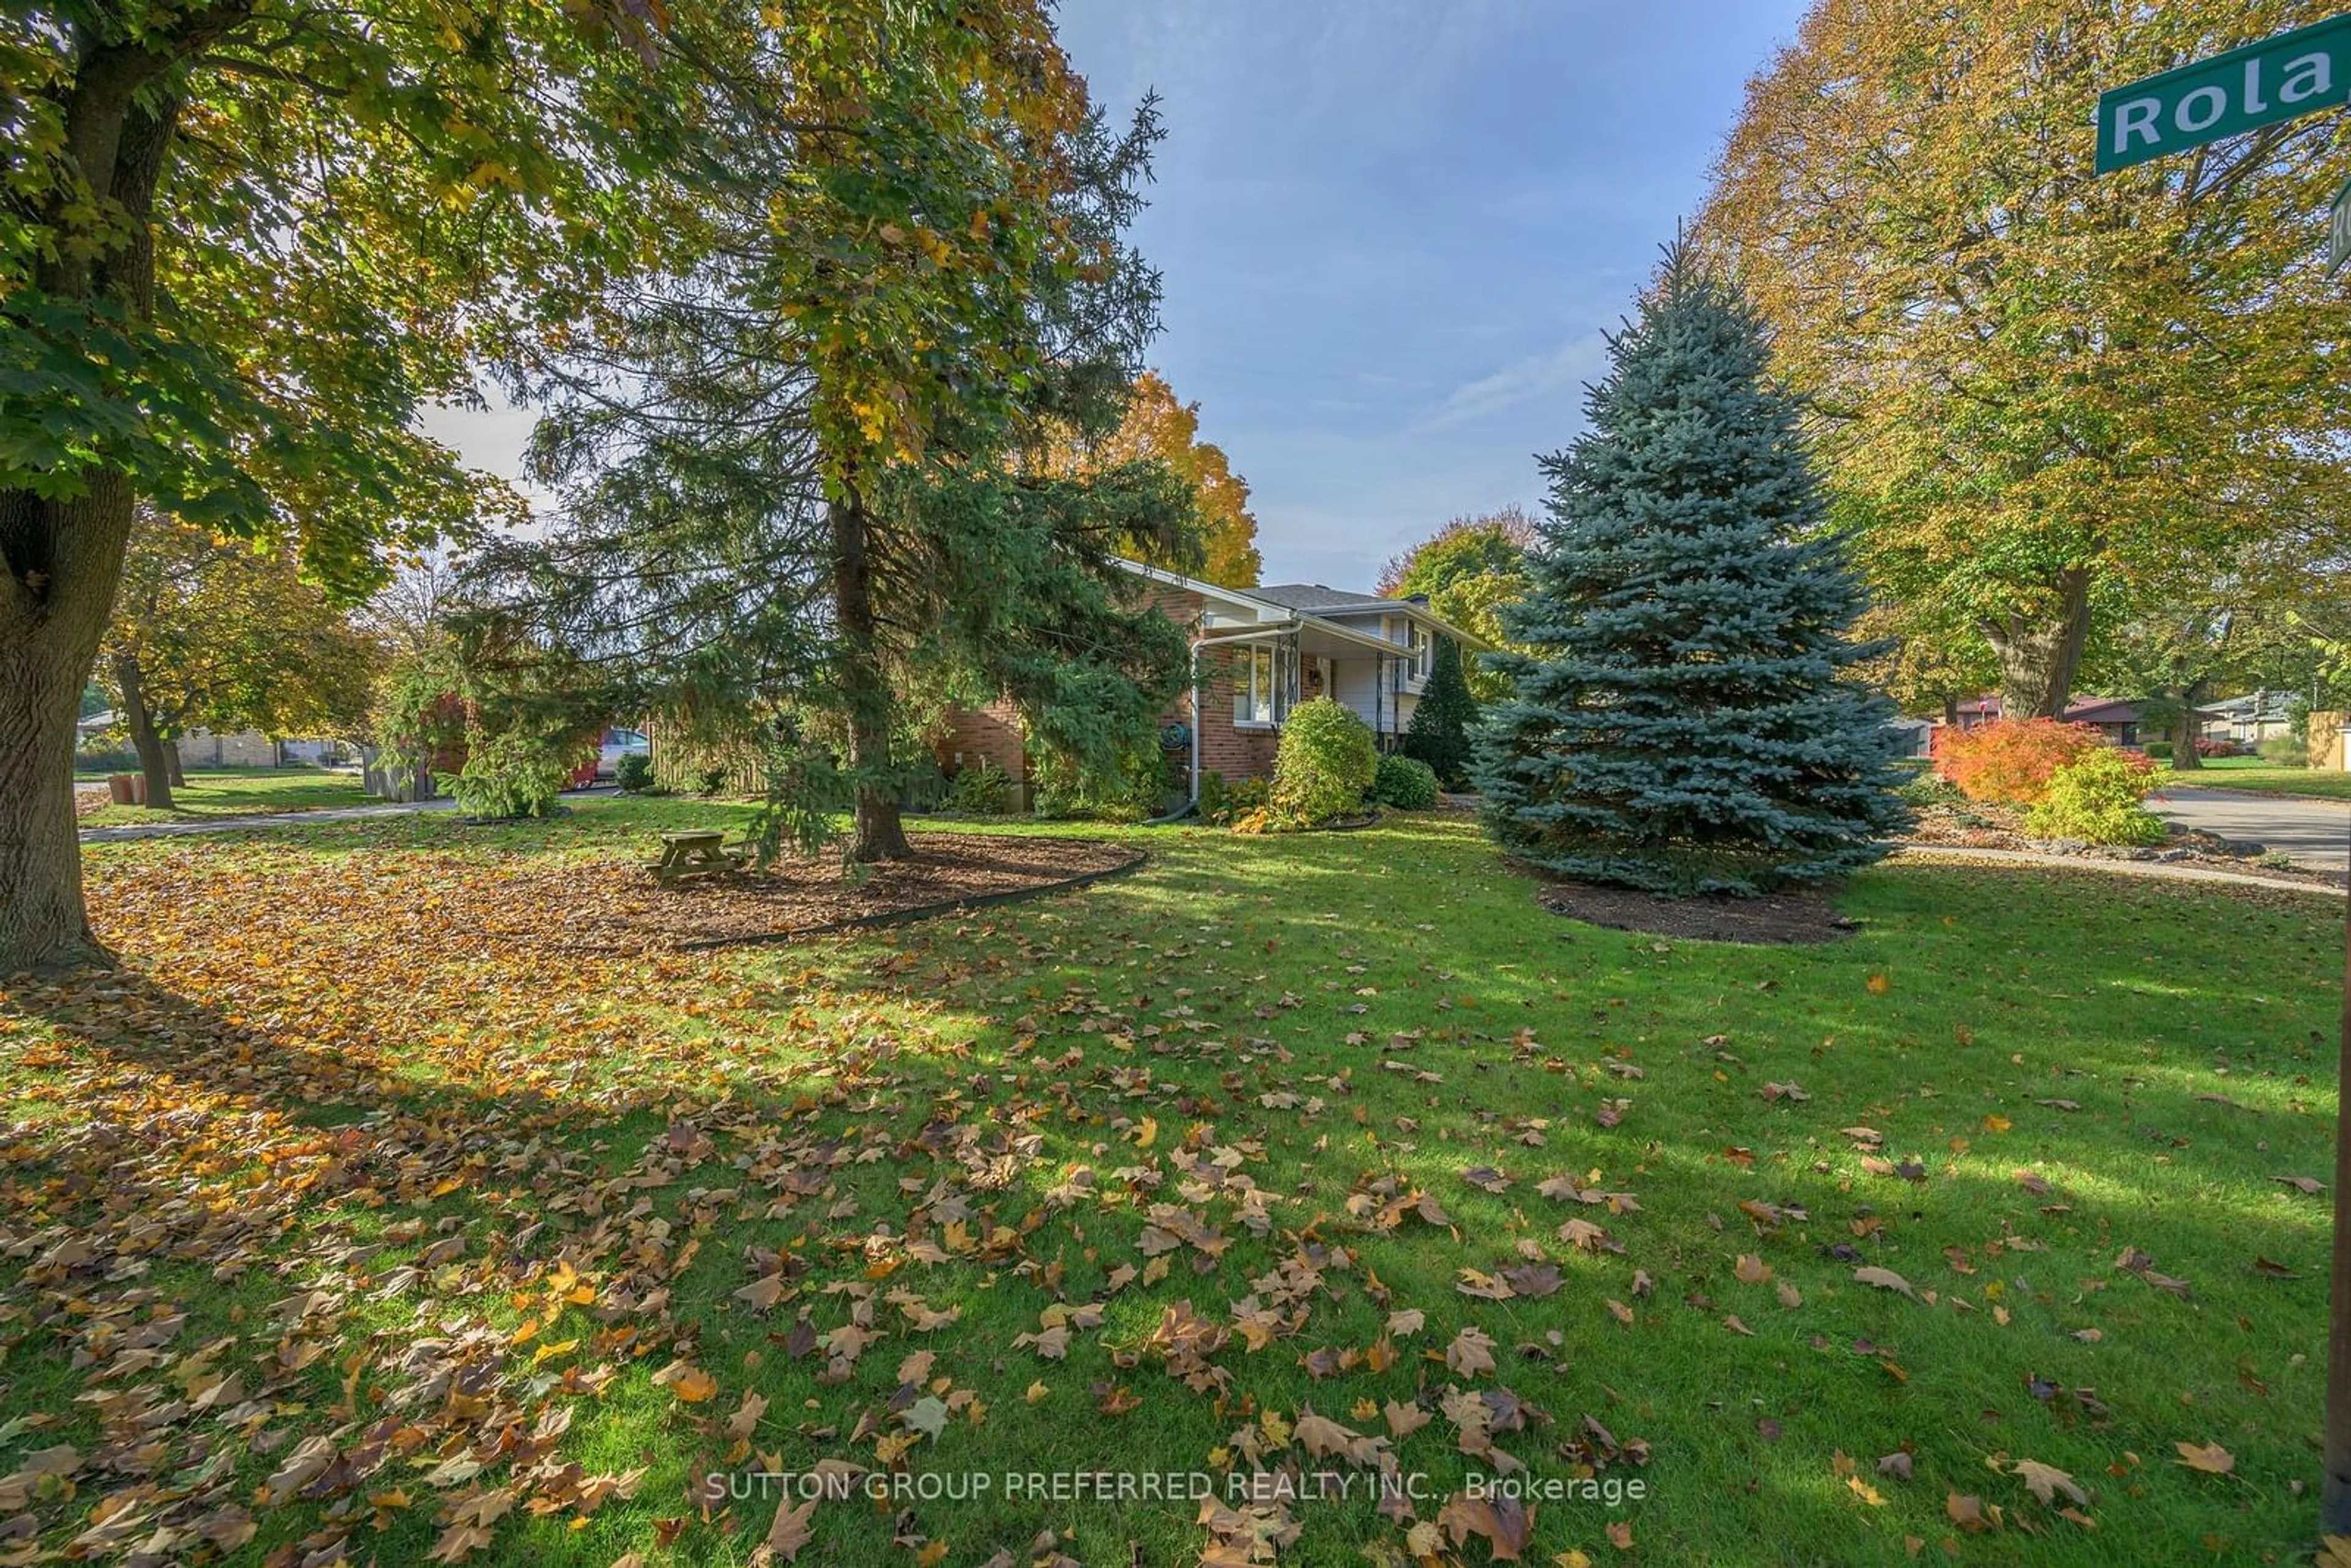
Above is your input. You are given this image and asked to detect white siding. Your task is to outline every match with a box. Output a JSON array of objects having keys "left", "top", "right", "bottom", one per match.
[
  {"left": 1331, "top": 656, "right": 1416, "bottom": 737},
  {"left": 1332, "top": 657, "right": 1382, "bottom": 731}
]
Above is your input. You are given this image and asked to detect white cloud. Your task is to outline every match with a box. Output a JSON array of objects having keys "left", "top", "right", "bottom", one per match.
[{"left": 1415, "top": 331, "right": 1610, "bottom": 431}]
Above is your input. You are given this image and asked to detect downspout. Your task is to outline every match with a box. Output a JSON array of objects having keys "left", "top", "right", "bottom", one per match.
[{"left": 1188, "top": 624, "right": 1297, "bottom": 803}]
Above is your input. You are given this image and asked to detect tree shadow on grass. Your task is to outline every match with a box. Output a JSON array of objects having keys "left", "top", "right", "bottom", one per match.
[{"left": 13, "top": 820, "right": 2340, "bottom": 1563}]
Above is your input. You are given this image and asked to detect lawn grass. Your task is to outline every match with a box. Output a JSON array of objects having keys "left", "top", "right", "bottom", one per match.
[
  {"left": 75, "top": 765, "right": 382, "bottom": 825},
  {"left": 0, "top": 799, "right": 2337, "bottom": 1566},
  {"left": 2166, "top": 756, "right": 2351, "bottom": 802}
]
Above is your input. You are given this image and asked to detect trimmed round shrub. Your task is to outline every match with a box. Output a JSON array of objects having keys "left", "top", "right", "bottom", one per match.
[
  {"left": 2023, "top": 746, "right": 2166, "bottom": 846},
  {"left": 1931, "top": 718, "right": 2105, "bottom": 805},
  {"left": 1271, "top": 697, "right": 1378, "bottom": 825},
  {"left": 1374, "top": 753, "right": 1439, "bottom": 809},
  {"left": 614, "top": 752, "right": 654, "bottom": 792}
]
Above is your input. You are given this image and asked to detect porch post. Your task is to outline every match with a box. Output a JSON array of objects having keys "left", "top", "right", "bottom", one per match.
[{"left": 1188, "top": 634, "right": 1203, "bottom": 804}]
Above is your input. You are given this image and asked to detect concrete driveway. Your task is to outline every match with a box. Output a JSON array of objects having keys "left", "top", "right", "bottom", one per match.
[{"left": 2149, "top": 784, "right": 2351, "bottom": 872}]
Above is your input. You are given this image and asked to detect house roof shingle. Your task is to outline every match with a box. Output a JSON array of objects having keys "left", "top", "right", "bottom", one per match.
[{"left": 1252, "top": 583, "right": 1420, "bottom": 615}]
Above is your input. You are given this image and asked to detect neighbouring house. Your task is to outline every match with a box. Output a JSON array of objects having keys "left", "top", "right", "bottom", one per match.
[
  {"left": 1949, "top": 695, "right": 2150, "bottom": 747},
  {"left": 2199, "top": 691, "right": 2296, "bottom": 747},
  {"left": 2058, "top": 697, "right": 2145, "bottom": 747},
  {"left": 75, "top": 712, "right": 348, "bottom": 769},
  {"left": 934, "top": 559, "right": 1482, "bottom": 809}
]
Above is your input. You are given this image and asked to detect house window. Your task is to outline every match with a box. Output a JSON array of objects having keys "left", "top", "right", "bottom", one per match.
[
  {"left": 1234, "top": 642, "right": 1297, "bottom": 726},
  {"left": 1382, "top": 617, "right": 1431, "bottom": 681}
]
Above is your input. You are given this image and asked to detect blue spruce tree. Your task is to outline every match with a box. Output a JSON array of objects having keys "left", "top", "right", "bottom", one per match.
[{"left": 1473, "top": 241, "right": 1907, "bottom": 896}]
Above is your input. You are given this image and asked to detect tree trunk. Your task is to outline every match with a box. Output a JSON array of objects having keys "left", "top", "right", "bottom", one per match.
[
  {"left": 1941, "top": 694, "right": 1960, "bottom": 729},
  {"left": 164, "top": 737, "right": 185, "bottom": 787},
  {"left": 2170, "top": 689, "right": 2204, "bottom": 772},
  {"left": 1, "top": 476, "right": 138, "bottom": 973},
  {"left": 0, "top": 64, "right": 191, "bottom": 972},
  {"left": 1981, "top": 566, "right": 2093, "bottom": 719},
  {"left": 0, "top": 628, "right": 111, "bottom": 973},
  {"left": 828, "top": 487, "right": 910, "bottom": 862},
  {"left": 111, "top": 652, "right": 176, "bottom": 810}
]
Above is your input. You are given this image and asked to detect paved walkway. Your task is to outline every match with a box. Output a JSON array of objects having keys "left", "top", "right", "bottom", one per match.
[
  {"left": 78, "top": 788, "right": 618, "bottom": 844},
  {"left": 2148, "top": 784, "right": 2351, "bottom": 872}
]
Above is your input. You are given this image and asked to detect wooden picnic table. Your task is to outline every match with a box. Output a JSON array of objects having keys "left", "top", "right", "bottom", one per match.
[{"left": 650, "top": 830, "right": 748, "bottom": 885}]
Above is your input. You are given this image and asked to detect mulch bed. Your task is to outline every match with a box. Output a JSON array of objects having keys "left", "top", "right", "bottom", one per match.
[
  {"left": 626, "top": 831, "right": 1141, "bottom": 947},
  {"left": 1530, "top": 875, "right": 1859, "bottom": 945}
]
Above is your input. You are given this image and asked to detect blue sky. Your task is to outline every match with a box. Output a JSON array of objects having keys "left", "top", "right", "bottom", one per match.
[
  {"left": 423, "top": 1, "right": 1808, "bottom": 587},
  {"left": 1056, "top": 0, "right": 1809, "bottom": 587}
]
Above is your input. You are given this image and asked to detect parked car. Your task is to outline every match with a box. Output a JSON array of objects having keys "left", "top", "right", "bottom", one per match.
[{"left": 598, "top": 727, "right": 651, "bottom": 779}]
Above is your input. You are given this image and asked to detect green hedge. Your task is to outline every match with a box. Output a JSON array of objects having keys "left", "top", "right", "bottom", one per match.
[{"left": 1374, "top": 753, "right": 1439, "bottom": 809}]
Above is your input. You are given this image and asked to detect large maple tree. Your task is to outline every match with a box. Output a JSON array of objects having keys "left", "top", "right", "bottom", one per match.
[
  {"left": 1700, "top": 1, "right": 2351, "bottom": 718},
  {"left": 0, "top": 0, "right": 730, "bottom": 969},
  {"left": 1047, "top": 370, "right": 1264, "bottom": 588}
]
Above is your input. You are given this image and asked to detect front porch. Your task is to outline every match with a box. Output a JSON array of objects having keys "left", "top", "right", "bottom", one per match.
[{"left": 1183, "top": 620, "right": 1420, "bottom": 797}]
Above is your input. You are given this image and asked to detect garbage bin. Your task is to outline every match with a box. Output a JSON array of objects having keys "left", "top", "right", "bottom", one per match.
[{"left": 107, "top": 773, "right": 147, "bottom": 805}]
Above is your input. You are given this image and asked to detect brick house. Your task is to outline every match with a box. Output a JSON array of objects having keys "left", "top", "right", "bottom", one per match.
[{"left": 934, "top": 558, "right": 1482, "bottom": 808}]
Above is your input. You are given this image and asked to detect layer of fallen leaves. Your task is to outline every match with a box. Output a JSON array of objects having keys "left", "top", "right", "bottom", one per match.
[{"left": 0, "top": 829, "right": 2323, "bottom": 1566}]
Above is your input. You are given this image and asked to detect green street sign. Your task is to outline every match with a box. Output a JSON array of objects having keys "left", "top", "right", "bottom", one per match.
[
  {"left": 2333, "top": 176, "right": 2351, "bottom": 277},
  {"left": 2095, "top": 13, "right": 2351, "bottom": 174}
]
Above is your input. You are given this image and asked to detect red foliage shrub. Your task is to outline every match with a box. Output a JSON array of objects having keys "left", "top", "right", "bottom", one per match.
[
  {"left": 1931, "top": 719, "right": 2109, "bottom": 805},
  {"left": 2192, "top": 736, "right": 2241, "bottom": 758}
]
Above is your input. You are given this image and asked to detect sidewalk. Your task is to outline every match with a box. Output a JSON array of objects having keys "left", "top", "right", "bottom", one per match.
[
  {"left": 78, "top": 787, "right": 620, "bottom": 844},
  {"left": 80, "top": 797, "right": 459, "bottom": 844}
]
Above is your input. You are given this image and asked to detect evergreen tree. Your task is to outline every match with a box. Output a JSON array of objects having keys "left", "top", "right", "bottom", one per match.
[
  {"left": 477, "top": 15, "right": 1198, "bottom": 863},
  {"left": 1473, "top": 242, "right": 1906, "bottom": 896},
  {"left": 1402, "top": 636, "right": 1479, "bottom": 789}
]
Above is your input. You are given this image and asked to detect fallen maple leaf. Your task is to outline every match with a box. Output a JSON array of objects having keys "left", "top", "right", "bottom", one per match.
[
  {"left": 2013, "top": 1458, "right": 2087, "bottom": 1507},
  {"left": 652, "top": 1361, "right": 718, "bottom": 1403},
  {"left": 1445, "top": 1326, "right": 1497, "bottom": 1378},
  {"left": 1438, "top": 1490, "right": 1535, "bottom": 1559},
  {"left": 2175, "top": 1441, "right": 2234, "bottom": 1476},
  {"left": 1854, "top": 1266, "right": 1916, "bottom": 1299},
  {"left": 1385, "top": 1398, "right": 1431, "bottom": 1439},
  {"left": 757, "top": 1496, "right": 816, "bottom": 1564},
  {"left": 1945, "top": 1491, "right": 1997, "bottom": 1532}
]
